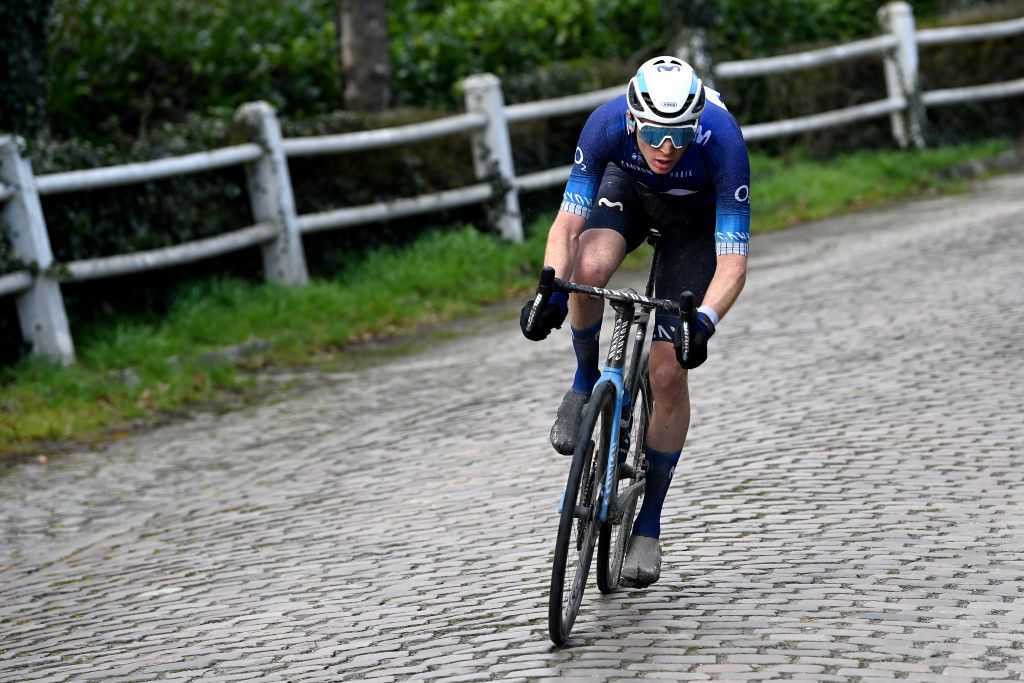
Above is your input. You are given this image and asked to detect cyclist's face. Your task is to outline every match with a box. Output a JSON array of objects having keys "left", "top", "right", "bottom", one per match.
[{"left": 635, "top": 121, "right": 688, "bottom": 174}]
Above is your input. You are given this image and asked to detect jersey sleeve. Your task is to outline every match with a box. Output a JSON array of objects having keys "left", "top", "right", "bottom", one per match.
[
  {"left": 708, "top": 107, "right": 751, "bottom": 256},
  {"left": 559, "top": 99, "right": 621, "bottom": 219}
]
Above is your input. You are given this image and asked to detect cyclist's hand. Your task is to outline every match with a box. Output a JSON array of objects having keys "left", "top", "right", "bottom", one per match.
[
  {"left": 676, "top": 311, "right": 715, "bottom": 369},
  {"left": 519, "top": 293, "right": 567, "bottom": 341}
]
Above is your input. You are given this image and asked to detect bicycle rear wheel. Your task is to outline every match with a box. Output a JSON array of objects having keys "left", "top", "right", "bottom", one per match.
[
  {"left": 548, "top": 381, "right": 616, "bottom": 645},
  {"left": 597, "top": 355, "right": 651, "bottom": 594}
]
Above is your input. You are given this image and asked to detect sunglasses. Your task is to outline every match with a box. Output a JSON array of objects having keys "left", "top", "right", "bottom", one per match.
[{"left": 635, "top": 120, "right": 698, "bottom": 149}]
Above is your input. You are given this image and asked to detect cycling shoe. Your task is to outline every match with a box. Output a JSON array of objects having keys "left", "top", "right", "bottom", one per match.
[{"left": 550, "top": 389, "right": 588, "bottom": 455}]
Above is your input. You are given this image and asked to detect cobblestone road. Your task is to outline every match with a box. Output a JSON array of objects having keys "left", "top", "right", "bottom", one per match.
[{"left": 1, "top": 174, "right": 1023, "bottom": 682}]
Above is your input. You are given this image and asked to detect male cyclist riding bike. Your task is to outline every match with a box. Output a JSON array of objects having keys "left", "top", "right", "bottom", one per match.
[{"left": 520, "top": 56, "right": 750, "bottom": 587}]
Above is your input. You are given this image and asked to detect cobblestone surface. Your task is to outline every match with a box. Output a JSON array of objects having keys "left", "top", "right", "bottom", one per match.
[{"left": 1, "top": 174, "right": 1023, "bottom": 682}]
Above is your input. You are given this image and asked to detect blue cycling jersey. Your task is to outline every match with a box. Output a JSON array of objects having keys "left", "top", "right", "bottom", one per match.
[{"left": 560, "top": 91, "right": 751, "bottom": 256}]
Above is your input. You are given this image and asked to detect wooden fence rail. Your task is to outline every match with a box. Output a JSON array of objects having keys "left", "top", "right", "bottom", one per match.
[{"left": 1, "top": 2, "right": 1021, "bottom": 365}]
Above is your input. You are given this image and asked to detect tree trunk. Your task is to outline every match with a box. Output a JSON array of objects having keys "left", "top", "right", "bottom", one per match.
[
  {"left": 661, "top": 0, "right": 717, "bottom": 85},
  {"left": 335, "top": 0, "right": 392, "bottom": 112}
]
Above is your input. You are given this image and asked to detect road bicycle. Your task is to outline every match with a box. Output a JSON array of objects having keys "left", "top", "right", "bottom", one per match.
[{"left": 524, "top": 234, "right": 700, "bottom": 645}]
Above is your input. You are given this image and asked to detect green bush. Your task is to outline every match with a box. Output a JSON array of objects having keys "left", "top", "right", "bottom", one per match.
[
  {"left": 389, "top": 0, "right": 663, "bottom": 107},
  {"left": 0, "top": 0, "right": 54, "bottom": 136},
  {"left": 714, "top": 0, "right": 897, "bottom": 60},
  {"left": 21, "top": 0, "right": 1024, "bottom": 265},
  {"left": 45, "top": 0, "right": 666, "bottom": 140},
  {"left": 707, "top": 1, "right": 1012, "bottom": 60},
  {"left": 43, "top": 0, "right": 1019, "bottom": 144},
  {"left": 28, "top": 117, "right": 250, "bottom": 261},
  {"left": 14, "top": 0, "right": 1021, "bottom": 266},
  {"left": 48, "top": 0, "right": 341, "bottom": 141},
  {"left": 715, "top": 1, "right": 1024, "bottom": 155},
  {"left": 918, "top": 3, "right": 1024, "bottom": 145}
]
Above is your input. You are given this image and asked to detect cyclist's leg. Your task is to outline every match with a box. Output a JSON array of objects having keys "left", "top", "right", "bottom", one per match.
[
  {"left": 646, "top": 343, "right": 691, "bottom": 452},
  {"left": 645, "top": 218, "right": 717, "bottom": 459},
  {"left": 636, "top": 342, "right": 689, "bottom": 532},
  {"left": 622, "top": 212, "right": 716, "bottom": 585},
  {"left": 621, "top": 344, "right": 685, "bottom": 585},
  {"left": 571, "top": 227, "right": 626, "bottom": 381},
  {"left": 549, "top": 228, "right": 625, "bottom": 454},
  {"left": 551, "top": 166, "right": 648, "bottom": 455},
  {"left": 570, "top": 228, "right": 626, "bottom": 326},
  {"left": 570, "top": 164, "right": 649, "bottom": 387}
]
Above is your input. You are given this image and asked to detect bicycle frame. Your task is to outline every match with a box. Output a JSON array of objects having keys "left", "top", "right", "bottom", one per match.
[{"left": 554, "top": 245, "right": 681, "bottom": 522}]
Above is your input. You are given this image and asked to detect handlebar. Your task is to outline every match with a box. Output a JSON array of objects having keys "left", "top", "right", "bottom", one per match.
[
  {"left": 527, "top": 267, "right": 698, "bottom": 369},
  {"left": 526, "top": 266, "right": 690, "bottom": 319}
]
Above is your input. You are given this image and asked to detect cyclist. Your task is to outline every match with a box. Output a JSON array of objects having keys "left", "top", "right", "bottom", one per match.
[{"left": 520, "top": 56, "right": 750, "bottom": 587}]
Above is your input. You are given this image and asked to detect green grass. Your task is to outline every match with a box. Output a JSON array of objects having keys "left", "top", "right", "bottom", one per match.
[
  {"left": 0, "top": 139, "right": 1015, "bottom": 454},
  {"left": 751, "top": 140, "right": 1010, "bottom": 231}
]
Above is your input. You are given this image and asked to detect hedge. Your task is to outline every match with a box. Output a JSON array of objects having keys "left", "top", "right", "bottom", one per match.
[
  {"left": 0, "top": 0, "right": 1018, "bottom": 364},
  {"left": 0, "top": 0, "right": 54, "bottom": 136}
]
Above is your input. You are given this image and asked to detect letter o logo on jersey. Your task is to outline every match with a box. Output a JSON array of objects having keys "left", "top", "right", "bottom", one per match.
[
  {"left": 734, "top": 184, "right": 750, "bottom": 203},
  {"left": 575, "top": 147, "right": 584, "bottom": 165}
]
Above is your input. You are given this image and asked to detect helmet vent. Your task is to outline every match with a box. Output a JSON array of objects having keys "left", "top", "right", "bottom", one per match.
[
  {"left": 641, "top": 91, "right": 679, "bottom": 119},
  {"left": 628, "top": 83, "right": 644, "bottom": 111}
]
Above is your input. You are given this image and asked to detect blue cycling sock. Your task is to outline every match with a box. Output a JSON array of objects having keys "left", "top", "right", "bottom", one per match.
[
  {"left": 632, "top": 446, "right": 681, "bottom": 539},
  {"left": 570, "top": 321, "right": 602, "bottom": 396}
]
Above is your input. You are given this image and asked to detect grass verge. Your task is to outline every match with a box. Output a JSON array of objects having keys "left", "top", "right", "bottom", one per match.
[{"left": 0, "top": 139, "right": 1016, "bottom": 454}]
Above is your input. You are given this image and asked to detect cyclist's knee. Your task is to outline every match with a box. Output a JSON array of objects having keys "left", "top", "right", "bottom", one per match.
[
  {"left": 574, "top": 252, "right": 615, "bottom": 287},
  {"left": 574, "top": 229, "right": 626, "bottom": 286},
  {"left": 649, "top": 343, "right": 688, "bottom": 408}
]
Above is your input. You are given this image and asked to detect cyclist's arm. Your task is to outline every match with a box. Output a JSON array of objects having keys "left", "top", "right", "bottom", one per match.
[
  {"left": 545, "top": 98, "right": 622, "bottom": 279},
  {"left": 702, "top": 253, "right": 747, "bottom": 319},
  {"left": 704, "top": 101, "right": 751, "bottom": 322},
  {"left": 543, "top": 211, "right": 588, "bottom": 280}
]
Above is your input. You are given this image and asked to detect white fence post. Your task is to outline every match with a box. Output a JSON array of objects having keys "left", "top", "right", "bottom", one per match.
[
  {"left": 463, "top": 74, "right": 524, "bottom": 242},
  {"left": 235, "top": 101, "right": 309, "bottom": 285},
  {"left": 879, "top": 2, "right": 926, "bottom": 149},
  {"left": 0, "top": 136, "right": 75, "bottom": 366}
]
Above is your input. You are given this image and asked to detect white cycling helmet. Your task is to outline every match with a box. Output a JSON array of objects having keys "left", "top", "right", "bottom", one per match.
[{"left": 626, "top": 56, "right": 706, "bottom": 125}]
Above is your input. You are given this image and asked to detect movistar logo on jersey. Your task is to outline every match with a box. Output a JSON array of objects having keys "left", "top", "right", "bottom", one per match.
[{"left": 598, "top": 198, "right": 624, "bottom": 212}]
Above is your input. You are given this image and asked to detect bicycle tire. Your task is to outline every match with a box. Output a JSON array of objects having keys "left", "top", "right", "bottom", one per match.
[
  {"left": 548, "top": 381, "right": 616, "bottom": 645},
  {"left": 596, "top": 355, "right": 651, "bottom": 594}
]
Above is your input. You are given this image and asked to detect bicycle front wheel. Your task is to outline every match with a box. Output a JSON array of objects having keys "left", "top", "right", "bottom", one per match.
[{"left": 548, "top": 381, "right": 616, "bottom": 645}]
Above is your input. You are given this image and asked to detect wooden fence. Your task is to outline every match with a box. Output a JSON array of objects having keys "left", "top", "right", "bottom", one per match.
[{"left": 1, "top": 1, "right": 1022, "bottom": 365}]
